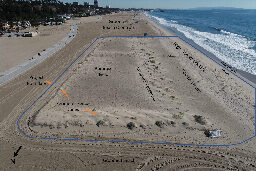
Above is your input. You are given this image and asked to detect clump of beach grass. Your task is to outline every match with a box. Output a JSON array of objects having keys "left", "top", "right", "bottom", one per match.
[
  {"left": 170, "top": 95, "right": 177, "bottom": 100},
  {"left": 167, "top": 120, "right": 176, "bottom": 127},
  {"left": 127, "top": 122, "right": 136, "bottom": 130},
  {"left": 182, "top": 122, "right": 189, "bottom": 127},
  {"left": 140, "top": 124, "right": 146, "bottom": 129},
  {"left": 96, "top": 120, "right": 104, "bottom": 127},
  {"left": 150, "top": 60, "right": 155, "bottom": 64},
  {"left": 155, "top": 121, "right": 164, "bottom": 128},
  {"left": 194, "top": 115, "right": 207, "bottom": 125},
  {"left": 173, "top": 112, "right": 184, "bottom": 119},
  {"left": 165, "top": 88, "right": 171, "bottom": 92}
]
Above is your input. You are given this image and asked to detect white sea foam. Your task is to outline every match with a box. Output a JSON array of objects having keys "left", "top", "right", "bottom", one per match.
[{"left": 146, "top": 13, "right": 256, "bottom": 75}]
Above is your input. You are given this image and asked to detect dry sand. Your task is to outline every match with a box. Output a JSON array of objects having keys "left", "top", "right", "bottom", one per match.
[
  {"left": 0, "top": 12, "right": 256, "bottom": 171},
  {"left": 0, "top": 16, "right": 101, "bottom": 85},
  {"left": 0, "top": 22, "right": 70, "bottom": 73},
  {"left": 23, "top": 36, "right": 255, "bottom": 146}
]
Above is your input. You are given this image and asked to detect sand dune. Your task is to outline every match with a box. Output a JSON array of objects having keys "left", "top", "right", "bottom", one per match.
[{"left": 21, "top": 36, "right": 255, "bottom": 146}]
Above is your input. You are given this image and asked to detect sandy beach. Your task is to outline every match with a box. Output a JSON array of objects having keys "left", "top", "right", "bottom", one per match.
[
  {"left": 0, "top": 11, "right": 256, "bottom": 170},
  {"left": 0, "top": 16, "right": 102, "bottom": 85},
  {"left": 0, "top": 22, "right": 70, "bottom": 73}
]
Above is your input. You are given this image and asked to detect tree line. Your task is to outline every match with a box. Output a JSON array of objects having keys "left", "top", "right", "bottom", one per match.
[{"left": 0, "top": 0, "right": 92, "bottom": 26}]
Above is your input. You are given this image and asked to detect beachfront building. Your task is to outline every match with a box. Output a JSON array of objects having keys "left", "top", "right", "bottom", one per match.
[
  {"left": 84, "top": 2, "right": 89, "bottom": 6},
  {"left": 94, "top": 0, "right": 98, "bottom": 7},
  {"left": 73, "top": 2, "right": 79, "bottom": 6}
]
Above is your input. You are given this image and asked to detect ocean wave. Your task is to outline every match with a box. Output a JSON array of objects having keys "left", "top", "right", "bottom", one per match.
[
  {"left": 151, "top": 15, "right": 178, "bottom": 25},
  {"left": 146, "top": 13, "right": 256, "bottom": 75}
]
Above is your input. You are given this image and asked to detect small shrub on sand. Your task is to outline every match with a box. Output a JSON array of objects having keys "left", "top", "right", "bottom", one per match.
[
  {"left": 167, "top": 120, "right": 176, "bottom": 127},
  {"left": 150, "top": 60, "right": 155, "bottom": 64},
  {"left": 127, "top": 122, "right": 136, "bottom": 130},
  {"left": 96, "top": 120, "right": 104, "bottom": 127},
  {"left": 72, "top": 121, "right": 83, "bottom": 127},
  {"left": 173, "top": 112, "right": 184, "bottom": 119},
  {"left": 165, "top": 88, "right": 171, "bottom": 92},
  {"left": 130, "top": 117, "right": 137, "bottom": 120},
  {"left": 182, "top": 122, "right": 189, "bottom": 126},
  {"left": 204, "top": 129, "right": 211, "bottom": 137},
  {"left": 155, "top": 121, "right": 164, "bottom": 128},
  {"left": 49, "top": 125, "right": 54, "bottom": 129},
  {"left": 170, "top": 96, "right": 177, "bottom": 100},
  {"left": 140, "top": 124, "right": 146, "bottom": 129},
  {"left": 56, "top": 122, "right": 62, "bottom": 129},
  {"left": 194, "top": 115, "right": 206, "bottom": 125},
  {"left": 64, "top": 122, "right": 68, "bottom": 128}
]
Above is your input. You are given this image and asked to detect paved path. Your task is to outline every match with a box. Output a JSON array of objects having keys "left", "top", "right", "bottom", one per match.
[{"left": 0, "top": 16, "right": 102, "bottom": 86}]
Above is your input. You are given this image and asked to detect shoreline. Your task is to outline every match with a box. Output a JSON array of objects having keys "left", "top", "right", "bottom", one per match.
[{"left": 143, "top": 12, "right": 256, "bottom": 87}]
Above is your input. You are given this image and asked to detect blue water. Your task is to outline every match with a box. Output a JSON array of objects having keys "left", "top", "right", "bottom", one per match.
[{"left": 145, "top": 9, "right": 256, "bottom": 75}]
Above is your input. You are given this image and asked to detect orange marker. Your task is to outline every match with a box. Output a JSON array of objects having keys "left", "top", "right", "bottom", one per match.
[
  {"left": 45, "top": 81, "right": 52, "bottom": 85},
  {"left": 82, "top": 108, "right": 97, "bottom": 115},
  {"left": 61, "top": 89, "right": 69, "bottom": 100}
]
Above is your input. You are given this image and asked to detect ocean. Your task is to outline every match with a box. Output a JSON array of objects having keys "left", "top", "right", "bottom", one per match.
[{"left": 145, "top": 9, "right": 256, "bottom": 76}]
